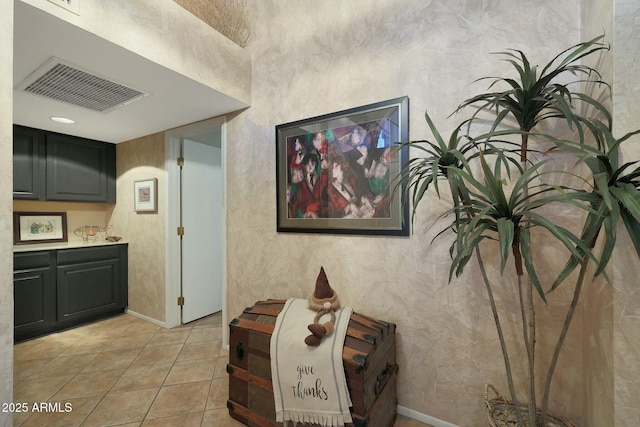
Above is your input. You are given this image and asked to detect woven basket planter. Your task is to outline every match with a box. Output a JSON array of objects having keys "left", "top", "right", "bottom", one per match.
[{"left": 485, "top": 384, "right": 576, "bottom": 427}]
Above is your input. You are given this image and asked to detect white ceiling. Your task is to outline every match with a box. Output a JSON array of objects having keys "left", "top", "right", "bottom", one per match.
[{"left": 13, "top": 1, "right": 248, "bottom": 143}]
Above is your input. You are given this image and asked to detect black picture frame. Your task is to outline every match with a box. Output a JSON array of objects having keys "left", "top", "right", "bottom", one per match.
[{"left": 276, "top": 96, "right": 409, "bottom": 236}]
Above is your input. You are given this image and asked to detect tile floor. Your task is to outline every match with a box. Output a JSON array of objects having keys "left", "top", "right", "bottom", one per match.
[{"left": 13, "top": 312, "right": 431, "bottom": 427}]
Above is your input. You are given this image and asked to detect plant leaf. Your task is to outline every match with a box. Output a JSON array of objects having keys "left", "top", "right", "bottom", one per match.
[
  {"left": 519, "top": 227, "right": 546, "bottom": 302},
  {"left": 497, "top": 217, "right": 514, "bottom": 273}
]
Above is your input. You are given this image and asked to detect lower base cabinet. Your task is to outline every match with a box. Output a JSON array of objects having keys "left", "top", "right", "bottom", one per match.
[
  {"left": 14, "top": 244, "right": 128, "bottom": 342},
  {"left": 14, "top": 251, "right": 56, "bottom": 340}
]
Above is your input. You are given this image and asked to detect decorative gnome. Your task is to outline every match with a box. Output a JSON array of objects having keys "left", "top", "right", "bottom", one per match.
[{"left": 305, "top": 266, "right": 341, "bottom": 347}]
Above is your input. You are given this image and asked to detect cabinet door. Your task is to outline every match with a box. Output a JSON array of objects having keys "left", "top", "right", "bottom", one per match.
[
  {"left": 56, "top": 246, "right": 125, "bottom": 323},
  {"left": 14, "top": 252, "right": 56, "bottom": 341},
  {"left": 13, "top": 125, "right": 46, "bottom": 200},
  {"left": 57, "top": 259, "right": 121, "bottom": 322},
  {"left": 46, "top": 133, "right": 116, "bottom": 203}
]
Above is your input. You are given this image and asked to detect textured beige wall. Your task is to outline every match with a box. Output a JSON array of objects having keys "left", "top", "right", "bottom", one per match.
[
  {"left": 111, "top": 133, "right": 166, "bottom": 322},
  {"left": 227, "top": 1, "right": 586, "bottom": 425},
  {"left": 612, "top": 1, "right": 640, "bottom": 425},
  {"left": 0, "top": 0, "right": 13, "bottom": 425},
  {"left": 580, "top": 1, "right": 614, "bottom": 425}
]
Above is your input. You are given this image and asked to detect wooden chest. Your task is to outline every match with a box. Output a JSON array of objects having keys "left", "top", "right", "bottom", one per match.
[{"left": 227, "top": 299, "right": 397, "bottom": 427}]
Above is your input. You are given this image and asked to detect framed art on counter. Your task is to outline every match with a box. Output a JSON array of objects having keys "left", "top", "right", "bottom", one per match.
[{"left": 14, "top": 211, "right": 68, "bottom": 244}]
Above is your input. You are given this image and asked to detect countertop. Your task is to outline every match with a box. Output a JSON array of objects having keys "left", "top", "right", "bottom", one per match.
[{"left": 13, "top": 240, "right": 128, "bottom": 253}]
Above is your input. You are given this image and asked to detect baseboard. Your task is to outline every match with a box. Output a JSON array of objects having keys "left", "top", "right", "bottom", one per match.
[
  {"left": 125, "top": 309, "right": 167, "bottom": 328},
  {"left": 397, "top": 405, "right": 460, "bottom": 427}
]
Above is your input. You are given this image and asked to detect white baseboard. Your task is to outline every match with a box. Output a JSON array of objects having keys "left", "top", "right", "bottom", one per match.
[
  {"left": 125, "top": 309, "right": 167, "bottom": 328},
  {"left": 397, "top": 405, "right": 460, "bottom": 427}
]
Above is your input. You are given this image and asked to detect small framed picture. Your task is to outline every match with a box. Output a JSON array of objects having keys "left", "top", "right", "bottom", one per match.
[
  {"left": 14, "top": 212, "right": 68, "bottom": 245},
  {"left": 134, "top": 178, "right": 158, "bottom": 212}
]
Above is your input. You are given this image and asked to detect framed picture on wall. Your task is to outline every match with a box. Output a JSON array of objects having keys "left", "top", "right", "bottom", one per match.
[
  {"left": 276, "top": 96, "right": 409, "bottom": 236},
  {"left": 134, "top": 178, "right": 158, "bottom": 212},
  {"left": 13, "top": 212, "right": 68, "bottom": 244}
]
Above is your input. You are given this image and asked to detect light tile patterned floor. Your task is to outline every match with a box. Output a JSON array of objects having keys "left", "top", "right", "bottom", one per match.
[{"left": 13, "top": 313, "right": 432, "bottom": 427}]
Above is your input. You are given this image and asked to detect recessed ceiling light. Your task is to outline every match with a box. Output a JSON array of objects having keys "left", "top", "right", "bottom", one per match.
[{"left": 50, "top": 116, "right": 75, "bottom": 124}]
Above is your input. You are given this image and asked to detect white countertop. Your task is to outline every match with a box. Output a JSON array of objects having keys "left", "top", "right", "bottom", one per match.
[{"left": 13, "top": 240, "right": 128, "bottom": 252}]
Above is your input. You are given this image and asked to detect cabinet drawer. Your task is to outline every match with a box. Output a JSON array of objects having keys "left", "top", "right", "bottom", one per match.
[
  {"left": 57, "top": 246, "right": 121, "bottom": 265},
  {"left": 14, "top": 251, "right": 53, "bottom": 270}
]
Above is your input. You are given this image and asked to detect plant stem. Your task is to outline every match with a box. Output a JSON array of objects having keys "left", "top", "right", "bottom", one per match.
[
  {"left": 476, "top": 248, "right": 525, "bottom": 427},
  {"left": 516, "top": 270, "right": 538, "bottom": 426},
  {"left": 540, "top": 228, "right": 599, "bottom": 426},
  {"left": 519, "top": 133, "right": 537, "bottom": 426},
  {"left": 527, "top": 281, "right": 537, "bottom": 426},
  {"left": 540, "top": 257, "right": 587, "bottom": 426}
]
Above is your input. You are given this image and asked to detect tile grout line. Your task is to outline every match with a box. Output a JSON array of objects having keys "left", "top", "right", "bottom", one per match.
[
  {"left": 14, "top": 314, "right": 226, "bottom": 427},
  {"left": 85, "top": 321, "right": 188, "bottom": 426},
  {"left": 79, "top": 348, "right": 145, "bottom": 425},
  {"left": 15, "top": 345, "right": 102, "bottom": 426},
  {"left": 71, "top": 319, "right": 141, "bottom": 427},
  {"left": 140, "top": 326, "right": 190, "bottom": 424}
]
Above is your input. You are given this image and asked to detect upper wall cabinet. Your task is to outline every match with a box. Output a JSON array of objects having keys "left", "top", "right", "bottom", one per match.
[
  {"left": 13, "top": 126, "right": 46, "bottom": 200},
  {"left": 46, "top": 132, "right": 116, "bottom": 203},
  {"left": 13, "top": 125, "right": 116, "bottom": 203}
]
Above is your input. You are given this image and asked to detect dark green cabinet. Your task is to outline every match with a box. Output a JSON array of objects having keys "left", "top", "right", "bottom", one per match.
[
  {"left": 13, "top": 126, "right": 46, "bottom": 200},
  {"left": 13, "top": 251, "right": 56, "bottom": 341},
  {"left": 57, "top": 245, "right": 127, "bottom": 323},
  {"left": 13, "top": 125, "right": 116, "bottom": 203},
  {"left": 46, "top": 133, "right": 116, "bottom": 203},
  {"left": 13, "top": 244, "right": 128, "bottom": 342}
]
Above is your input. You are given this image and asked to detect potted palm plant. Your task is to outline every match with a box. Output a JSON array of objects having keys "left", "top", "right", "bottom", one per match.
[{"left": 398, "top": 35, "right": 640, "bottom": 426}]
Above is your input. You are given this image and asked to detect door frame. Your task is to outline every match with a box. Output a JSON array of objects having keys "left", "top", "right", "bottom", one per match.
[{"left": 164, "top": 116, "right": 228, "bottom": 345}]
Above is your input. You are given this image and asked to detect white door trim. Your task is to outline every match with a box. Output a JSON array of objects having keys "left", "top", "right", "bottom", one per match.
[
  {"left": 164, "top": 116, "right": 229, "bottom": 346},
  {"left": 165, "top": 134, "right": 181, "bottom": 329}
]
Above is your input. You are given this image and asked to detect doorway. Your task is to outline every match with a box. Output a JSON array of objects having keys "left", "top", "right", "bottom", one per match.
[
  {"left": 165, "top": 117, "right": 228, "bottom": 343},
  {"left": 181, "top": 136, "right": 223, "bottom": 322}
]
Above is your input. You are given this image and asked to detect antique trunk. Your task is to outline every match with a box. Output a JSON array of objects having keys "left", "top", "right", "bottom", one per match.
[{"left": 228, "top": 299, "right": 397, "bottom": 427}]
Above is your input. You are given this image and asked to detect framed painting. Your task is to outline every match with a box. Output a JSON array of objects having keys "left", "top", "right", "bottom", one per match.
[
  {"left": 14, "top": 212, "right": 68, "bottom": 244},
  {"left": 134, "top": 178, "right": 158, "bottom": 212},
  {"left": 276, "top": 96, "right": 409, "bottom": 236}
]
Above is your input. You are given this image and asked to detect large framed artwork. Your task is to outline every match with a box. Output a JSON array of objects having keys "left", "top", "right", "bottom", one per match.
[{"left": 276, "top": 96, "right": 409, "bottom": 236}]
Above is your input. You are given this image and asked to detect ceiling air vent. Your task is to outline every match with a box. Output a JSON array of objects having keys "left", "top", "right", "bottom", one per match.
[{"left": 16, "top": 57, "right": 148, "bottom": 113}]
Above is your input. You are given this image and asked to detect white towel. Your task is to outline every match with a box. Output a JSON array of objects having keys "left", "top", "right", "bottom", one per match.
[{"left": 270, "top": 298, "right": 353, "bottom": 426}]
